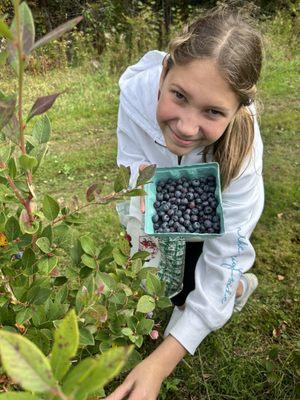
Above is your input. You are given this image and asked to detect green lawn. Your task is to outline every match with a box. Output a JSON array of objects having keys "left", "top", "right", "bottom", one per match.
[{"left": 1, "top": 18, "right": 299, "bottom": 400}]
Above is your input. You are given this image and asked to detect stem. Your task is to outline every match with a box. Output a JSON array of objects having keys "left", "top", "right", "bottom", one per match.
[
  {"left": 0, "top": 160, "right": 34, "bottom": 223},
  {"left": 14, "top": 1, "right": 26, "bottom": 155},
  {"left": 0, "top": 269, "right": 19, "bottom": 304},
  {"left": 50, "top": 386, "right": 71, "bottom": 400},
  {"left": 52, "top": 190, "right": 126, "bottom": 225}
]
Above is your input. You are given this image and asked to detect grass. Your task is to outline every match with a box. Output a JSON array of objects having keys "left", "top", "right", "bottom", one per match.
[{"left": 1, "top": 15, "right": 299, "bottom": 400}]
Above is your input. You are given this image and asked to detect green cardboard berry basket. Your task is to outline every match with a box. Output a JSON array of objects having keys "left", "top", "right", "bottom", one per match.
[{"left": 144, "top": 162, "right": 225, "bottom": 238}]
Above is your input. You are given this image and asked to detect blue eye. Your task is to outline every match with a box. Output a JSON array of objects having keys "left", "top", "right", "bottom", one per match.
[
  {"left": 208, "top": 109, "right": 221, "bottom": 116},
  {"left": 172, "top": 90, "right": 185, "bottom": 101}
]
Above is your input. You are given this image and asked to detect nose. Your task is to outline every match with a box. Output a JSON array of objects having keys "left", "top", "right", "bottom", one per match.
[{"left": 176, "top": 111, "right": 200, "bottom": 138}]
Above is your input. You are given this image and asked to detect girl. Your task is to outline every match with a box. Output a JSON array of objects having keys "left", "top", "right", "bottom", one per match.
[{"left": 106, "top": 7, "right": 264, "bottom": 400}]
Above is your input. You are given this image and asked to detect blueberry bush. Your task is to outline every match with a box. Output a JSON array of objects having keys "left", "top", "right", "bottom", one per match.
[{"left": 0, "top": 0, "right": 172, "bottom": 392}]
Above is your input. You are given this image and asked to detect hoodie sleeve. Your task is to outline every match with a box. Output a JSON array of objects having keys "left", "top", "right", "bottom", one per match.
[
  {"left": 117, "top": 102, "right": 151, "bottom": 186},
  {"left": 164, "top": 117, "right": 264, "bottom": 355}
]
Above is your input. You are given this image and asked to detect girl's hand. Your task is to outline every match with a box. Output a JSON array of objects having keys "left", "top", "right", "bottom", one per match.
[
  {"left": 104, "top": 356, "right": 164, "bottom": 400},
  {"left": 139, "top": 164, "right": 149, "bottom": 213},
  {"left": 105, "top": 336, "right": 187, "bottom": 400}
]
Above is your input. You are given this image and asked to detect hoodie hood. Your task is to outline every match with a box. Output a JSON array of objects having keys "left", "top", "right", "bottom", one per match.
[{"left": 119, "top": 50, "right": 166, "bottom": 143}]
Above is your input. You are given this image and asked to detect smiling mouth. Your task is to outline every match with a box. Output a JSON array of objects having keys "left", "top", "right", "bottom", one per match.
[{"left": 169, "top": 127, "right": 199, "bottom": 146}]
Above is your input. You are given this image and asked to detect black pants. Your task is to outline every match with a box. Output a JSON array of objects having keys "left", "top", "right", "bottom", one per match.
[{"left": 171, "top": 241, "right": 204, "bottom": 307}]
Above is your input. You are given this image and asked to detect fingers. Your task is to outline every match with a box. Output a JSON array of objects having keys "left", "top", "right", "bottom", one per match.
[
  {"left": 104, "top": 379, "right": 133, "bottom": 400},
  {"left": 139, "top": 164, "right": 148, "bottom": 214},
  {"left": 140, "top": 194, "right": 145, "bottom": 213}
]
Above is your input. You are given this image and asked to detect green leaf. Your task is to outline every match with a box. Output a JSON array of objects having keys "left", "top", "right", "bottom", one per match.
[
  {"left": 42, "top": 194, "right": 59, "bottom": 221},
  {"left": 81, "top": 254, "right": 97, "bottom": 269},
  {"left": 31, "top": 114, "right": 51, "bottom": 144},
  {"left": 37, "top": 256, "right": 58, "bottom": 275},
  {"left": 0, "top": 19, "right": 14, "bottom": 40},
  {"left": 156, "top": 296, "right": 172, "bottom": 309},
  {"left": 26, "top": 287, "right": 51, "bottom": 305},
  {"left": 31, "top": 16, "right": 83, "bottom": 51},
  {"left": 36, "top": 237, "right": 51, "bottom": 253},
  {"left": 112, "top": 247, "right": 128, "bottom": 266},
  {"left": 0, "top": 394, "right": 38, "bottom": 400},
  {"left": 5, "top": 216, "right": 21, "bottom": 241},
  {"left": 136, "top": 164, "right": 156, "bottom": 186},
  {"left": 0, "top": 330, "right": 56, "bottom": 393},
  {"left": 8, "top": 2, "right": 35, "bottom": 73},
  {"left": 136, "top": 295, "right": 155, "bottom": 313},
  {"left": 16, "top": 307, "right": 33, "bottom": 324},
  {"left": 79, "top": 327, "right": 95, "bottom": 346},
  {"left": 145, "top": 272, "right": 164, "bottom": 296},
  {"left": 63, "top": 346, "right": 132, "bottom": 399},
  {"left": 8, "top": 157, "right": 17, "bottom": 178},
  {"left": 114, "top": 165, "right": 130, "bottom": 192},
  {"left": 136, "top": 318, "right": 154, "bottom": 335},
  {"left": 126, "top": 188, "right": 147, "bottom": 197},
  {"left": 131, "top": 250, "right": 150, "bottom": 261},
  {"left": 80, "top": 235, "right": 96, "bottom": 257},
  {"left": 19, "top": 154, "right": 38, "bottom": 171},
  {"left": 0, "top": 50, "right": 8, "bottom": 66},
  {"left": 22, "top": 247, "right": 36, "bottom": 269},
  {"left": 19, "top": 210, "right": 40, "bottom": 235},
  {"left": 51, "top": 310, "right": 79, "bottom": 381}
]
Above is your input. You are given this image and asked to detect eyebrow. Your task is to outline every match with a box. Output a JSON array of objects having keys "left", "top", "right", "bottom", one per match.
[{"left": 172, "top": 84, "right": 231, "bottom": 114}]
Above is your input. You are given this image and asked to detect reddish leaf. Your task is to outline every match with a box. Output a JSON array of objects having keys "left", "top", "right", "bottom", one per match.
[
  {"left": 86, "top": 183, "right": 102, "bottom": 202},
  {"left": 0, "top": 93, "right": 16, "bottom": 131},
  {"left": 31, "top": 16, "right": 83, "bottom": 52},
  {"left": 27, "top": 93, "right": 62, "bottom": 122}
]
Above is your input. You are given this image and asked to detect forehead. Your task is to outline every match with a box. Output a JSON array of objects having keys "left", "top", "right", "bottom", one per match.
[{"left": 165, "top": 58, "right": 239, "bottom": 109}]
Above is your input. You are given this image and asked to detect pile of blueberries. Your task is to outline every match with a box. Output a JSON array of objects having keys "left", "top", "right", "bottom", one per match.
[{"left": 152, "top": 175, "right": 220, "bottom": 234}]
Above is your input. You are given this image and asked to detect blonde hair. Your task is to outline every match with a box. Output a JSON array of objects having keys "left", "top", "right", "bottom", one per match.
[{"left": 167, "top": 8, "right": 263, "bottom": 188}]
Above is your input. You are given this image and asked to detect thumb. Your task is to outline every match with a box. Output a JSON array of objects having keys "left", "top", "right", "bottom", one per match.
[{"left": 104, "top": 379, "right": 133, "bottom": 400}]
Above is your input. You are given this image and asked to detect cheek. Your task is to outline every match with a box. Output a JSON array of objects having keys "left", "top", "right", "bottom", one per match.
[
  {"left": 205, "top": 120, "right": 230, "bottom": 142},
  {"left": 156, "top": 96, "right": 176, "bottom": 123}
]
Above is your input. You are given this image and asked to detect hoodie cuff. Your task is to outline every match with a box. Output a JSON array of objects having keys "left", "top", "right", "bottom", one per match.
[{"left": 164, "top": 307, "right": 211, "bottom": 355}]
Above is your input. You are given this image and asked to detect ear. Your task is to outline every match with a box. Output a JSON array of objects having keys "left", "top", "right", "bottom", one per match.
[{"left": 158, "top": 54, "right": 170, "bottom": 90}]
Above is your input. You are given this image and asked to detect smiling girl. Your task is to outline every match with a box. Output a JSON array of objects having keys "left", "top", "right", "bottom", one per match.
[{"left": 107, "top": 7, "right": 264, "bottom": 400}]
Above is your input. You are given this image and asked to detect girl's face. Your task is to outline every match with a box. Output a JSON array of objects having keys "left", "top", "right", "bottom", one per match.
[{"left": 156, "top": 58, "right": 240, "bottom": 156}]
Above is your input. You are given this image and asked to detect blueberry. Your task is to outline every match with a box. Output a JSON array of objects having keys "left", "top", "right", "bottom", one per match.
[
  {"left": 204, "top": 220, "right": 212, "bottom": 229},
  {"left": 187, "top": 192, "right": 194, "bottom": 201},
  {"left": 156, "top": 192, "right": 164, "bottom": 201},
  {"left": 213, "top": 222, "right": 220, "bottom": 232},
  {"left": 191, "top": 208, "right": 199, "bottom": 215},
  {"left": 191, "top": 215, "right": 198, "bottom": 222},
  {"left": 162, "top": 214, "right": 170, "bottom": 222},
  {"left": 193, "top": 222, "right": 200, "bottom": 230},
  {"left": 183, "top": 213, "right": 190, "bottom": 220},
  {"left": 163, "top": 193, "right": 170, "bottom": 200},
  {"left": 157, "top": 180, "right": 166, "bottom": 187},
  {"left": 189, "top": 201, "right": 196, "bottom": 209},
  {"left": 167, "top": 208, "right": 174, "bottom": 217},
  {"left": 201, "top": 193, "right": 208, "bottom": 201},
  {"left": 212, "top": 215, "right": 220, "bottom": 223},
  {"left": 169, "top": 219, "right": 175, "bottom": 226},
  {"left": 191, "top": 179, "right": 200, "bottom": 187},
  {"left": 179, "top": 217, "right": 185, "bottom": 224},
  {"left": 156, "top": 185, "right": 163, "bottom": 192},
  {"left": 181, "top": 198, "right": 188, "bottom": 206},
  {"left": 154, "top": 223, "right": 160, "bottom": 230},
  {"left": 183, "top": 182, "right": 189, "bottom": 188},
  {"left": 204, "top": 206, "right": 213, "bottom": 215},
  {"left": 152, "top": 214, "right": 159, "bottom": 223},
  {"left": 177, "top": 225, "right": 186, "bottom": 233},
  {"left": 175, "top": 190, "right": 182, "bottom": 198},
  {"left": 154, "top": 201, "right": 161, "bottom": 209},
  {"left": 169, "top": 185, "right": 175, "bottom": 193},
  {"left": 207, "top": 228, "right": 214, "bottom": 233}
]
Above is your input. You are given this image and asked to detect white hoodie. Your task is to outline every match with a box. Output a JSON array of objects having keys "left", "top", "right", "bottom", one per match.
[{"left": 117, "top": 50, "right": 264, "bottom": 355}]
